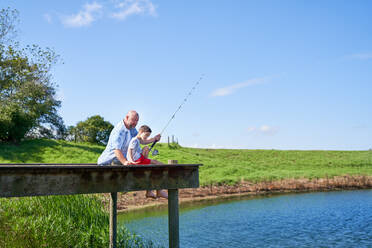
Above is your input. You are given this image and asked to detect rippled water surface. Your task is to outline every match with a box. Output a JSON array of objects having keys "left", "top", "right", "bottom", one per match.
[{"left": 119, "top": 190, "right": 372, "bottom": 248}]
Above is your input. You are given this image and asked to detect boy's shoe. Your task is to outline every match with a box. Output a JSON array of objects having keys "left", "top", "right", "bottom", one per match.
[
  {"left": 145, "top": 191, "right": 157, "bottom": 199},
  {"left": 156, "top": 190, "right": 168, "bottom": 199}
]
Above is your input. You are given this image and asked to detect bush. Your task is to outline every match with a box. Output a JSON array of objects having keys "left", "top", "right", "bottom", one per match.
[{"left": 69, "top": 115, "right": 113, "bottom": 145}]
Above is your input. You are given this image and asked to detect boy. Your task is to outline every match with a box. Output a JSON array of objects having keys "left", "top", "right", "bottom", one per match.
[{"left": 127, "top": 125, "right": 168, "bottom": 199}]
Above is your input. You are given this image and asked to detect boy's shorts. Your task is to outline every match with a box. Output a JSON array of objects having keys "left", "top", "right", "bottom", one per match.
[{"left": 135, "top": 154, "right": 151, "bottom": 165}]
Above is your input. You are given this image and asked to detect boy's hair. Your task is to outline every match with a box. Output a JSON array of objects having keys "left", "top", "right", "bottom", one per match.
[{"left": 139, "top": 125, "right": 152, "bottom": 133}]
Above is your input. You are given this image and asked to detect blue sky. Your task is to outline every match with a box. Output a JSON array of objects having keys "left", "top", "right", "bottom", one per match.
[{"left": 3, "top": 0, "right": 372, "bottom": 150}]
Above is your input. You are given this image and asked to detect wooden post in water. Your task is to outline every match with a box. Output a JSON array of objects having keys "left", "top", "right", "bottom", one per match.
[
  {"left": 168, "top": 160, "right": 179, "bottom": 248},
  {"left": 109, "top": 192, "right": 117, "bottom": 248}
]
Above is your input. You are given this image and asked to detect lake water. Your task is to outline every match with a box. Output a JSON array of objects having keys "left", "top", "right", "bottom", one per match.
[{"left": 119, "top": 190, "right": 372, "bottom": 248}]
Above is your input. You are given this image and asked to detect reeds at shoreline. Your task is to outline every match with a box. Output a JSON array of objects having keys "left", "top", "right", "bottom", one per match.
[{"left": 0, "top": 195, "right": 160, "bottom": 248}]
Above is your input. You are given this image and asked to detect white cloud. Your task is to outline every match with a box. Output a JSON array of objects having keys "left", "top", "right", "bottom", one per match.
[
  {"left": 206, "top": 144, "right": 226, "bottom": 149},
  {"left": 247, "top": 125, "right": 279, "bottom": 136},
  {"left": 61, "top": 2, "right": 103, "bottom": 27},
  {"left": 44, "top": 13, "right": 53, "bottom": 23},
  {"left": 259, "top": 125, "right": 279, "bottom": 135},
  {"left": 210, "top": 76, "right": 271, "bottom": 97},
  {"left": 348, "top": 53, "right": 372, "bottom": 60},
  {"left": 54, "top": 1, "right": 156, "bottom": 27},
  {"left": 184, "top": 143, "right": 227, "bottom": 149},
  {"left": 111, "top": 0, "right": 157, "bottom": 20}
]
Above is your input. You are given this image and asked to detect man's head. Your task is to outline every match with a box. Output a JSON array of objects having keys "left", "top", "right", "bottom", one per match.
[
  {"left": 138, "top": 125, "right": 152, "bottom": 140},
  {"left": 124, "top": 110, "right": 139, "bottom": 129}
]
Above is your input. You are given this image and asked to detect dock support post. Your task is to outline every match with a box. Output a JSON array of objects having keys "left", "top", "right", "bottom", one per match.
[
  {"left": 110, "top": 192, "right": 117, "bottom": 248},
  {"left": 168, "top": 160, "right": 179, "bottom": 248}
]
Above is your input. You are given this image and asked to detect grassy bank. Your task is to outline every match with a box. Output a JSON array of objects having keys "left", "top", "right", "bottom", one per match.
[
  {"left": 0, "top": 140, "right": 161, "bottom": 247},
  {"left": 0, "top": 139, "right": 371, "bottom": 247},
  {"left": 165, "top": 146, "right": 372, "bottom": 185},
  {"left": 1, "top": 139, "right": 371, "bottom": 185},
  {"left": 0, "top": 195, "right": 158, "bottom": 248}
]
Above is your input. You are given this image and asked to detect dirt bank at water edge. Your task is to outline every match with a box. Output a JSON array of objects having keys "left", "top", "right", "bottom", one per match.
[{"left": 100, "top": 175, "right": 372, "bottom": 212}]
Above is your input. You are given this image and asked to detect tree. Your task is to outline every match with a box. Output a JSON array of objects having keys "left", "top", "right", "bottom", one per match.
[
  {"left": 0, "top": 8, "right": 65, "bottom": 142},
  {"left": 70, "top": 115, "right": 113, "bottom": 145},
  {"left": 0, "top": 8, "right": 18, "bottom": 45}
]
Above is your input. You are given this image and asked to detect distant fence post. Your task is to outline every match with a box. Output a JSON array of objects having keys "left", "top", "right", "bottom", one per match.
[
  {"left": 168, "top": 160, "right": 179, "bottom": 248},
  {"left": 110, "top": 192, "right": 117, "bottom": 248}
]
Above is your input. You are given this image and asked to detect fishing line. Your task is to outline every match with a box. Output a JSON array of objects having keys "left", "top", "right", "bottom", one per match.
[{"left": 149, "top": 74, "right": 204, "bottom": 155}]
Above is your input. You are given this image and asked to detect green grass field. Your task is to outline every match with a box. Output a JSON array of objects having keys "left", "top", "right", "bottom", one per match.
[
  {"left": 1, "top": 139, "right": 371, "bottom": 185},
  {"left": 1, "top": 139, "right": 371, "bottom": 247},
  {"left": 0, "top": 139, "right": 162, "bottom": 247},
  {"left": 0, "top": 194, "right": 159, "bottom": 248}
]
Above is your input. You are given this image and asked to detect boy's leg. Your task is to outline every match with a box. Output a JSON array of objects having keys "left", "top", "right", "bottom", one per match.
[
  {"left": 149, "top": 159, "right": 168, "bottom": 198},
  {"left": 150, "top": 159, "right": 163, "bottom": 165},
  {"left": 142, "top": 146, "right": 149, "bottom": 158},
  {"left": 156, "top": 189, "right": 168, "bottom": 199},
  {"left": 146, "top": 190, "right": 156, "bottom": 199}
]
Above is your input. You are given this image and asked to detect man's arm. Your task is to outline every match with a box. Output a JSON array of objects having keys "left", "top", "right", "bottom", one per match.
[
  {"left": 127, "top": 148, "right": 134, "bottom": 162},
  {"left": 127, "top": 148, "right": 140, "bottom": 165},
  {"left": 114, "top": 149, "right": 130, "bottom": 165},
  {"left": 139, "top": 134, "right": 161, "bottom": 145}
]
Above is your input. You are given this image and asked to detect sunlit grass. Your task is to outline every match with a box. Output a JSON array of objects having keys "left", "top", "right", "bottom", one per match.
[
  {"left": 148, "top": 144, "right": 372, "bottom": 185},
  {"left": 0, "top": 195, "right": 159, "bottom": 248},
  {"left": 0, "top": 139, "right": 371, "bottom": 247},
  {"left": 0, "top": 139, "right": 103, "bottom": 163},
  {"left": 1, "top": 139, "right": 371, "bottom": 186}
]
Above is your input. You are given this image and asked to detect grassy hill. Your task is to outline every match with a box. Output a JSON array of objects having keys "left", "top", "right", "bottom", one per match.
[
  {"left": 1, "top": 139, "right": 371, "bottom": 185},
  {"left": 1, "top": 139, "right": 371, "bottom": 247}
]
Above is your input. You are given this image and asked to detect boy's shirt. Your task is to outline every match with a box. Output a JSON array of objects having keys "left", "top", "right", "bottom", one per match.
[{"left": 127, "top": 137, "right": 142, "bottom": 161}]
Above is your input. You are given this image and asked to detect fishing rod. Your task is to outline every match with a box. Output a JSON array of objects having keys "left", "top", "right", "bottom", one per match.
[{"left": 149, "top": 74, "right": 204, "bottom": 155}]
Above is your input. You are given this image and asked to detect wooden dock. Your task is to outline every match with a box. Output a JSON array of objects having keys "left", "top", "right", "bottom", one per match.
[{"left": 0, "top": 161, "right": 201, "bottom": 248}]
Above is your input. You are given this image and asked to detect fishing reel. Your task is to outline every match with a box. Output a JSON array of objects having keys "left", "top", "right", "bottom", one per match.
[
  {"left": 149, "top": 140, "right": 159, "bottom": 156},
  {"left": 152, "top": 149, "right": 159, "bottom": 156}
]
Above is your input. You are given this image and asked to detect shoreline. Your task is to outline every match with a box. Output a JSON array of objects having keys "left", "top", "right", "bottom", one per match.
[{"left": 101, "top": 175, "right": 372, "bottom": 213}]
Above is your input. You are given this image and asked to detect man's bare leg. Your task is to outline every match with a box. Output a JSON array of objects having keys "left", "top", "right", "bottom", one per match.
[{"left": 151, "top": 159, "right": 163, "bottom": 165}]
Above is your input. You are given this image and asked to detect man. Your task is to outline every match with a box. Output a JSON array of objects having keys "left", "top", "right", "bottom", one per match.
[{"left": 97, "top": 110, "right": 160, "bottom": 165}]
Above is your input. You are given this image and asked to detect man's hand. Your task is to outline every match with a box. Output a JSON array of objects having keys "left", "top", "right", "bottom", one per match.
[
  {"left": 123, "top": 161, "right": 131, "bottom": 166},
  {"left": 115, "top": 149, "right": 130, "bottom": 165},
  {"left": 154, "top": 134, "right": 161, "bottom": 142},
  {"left": 128, "top": 160, "right": 141, "bottom": 165}
]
